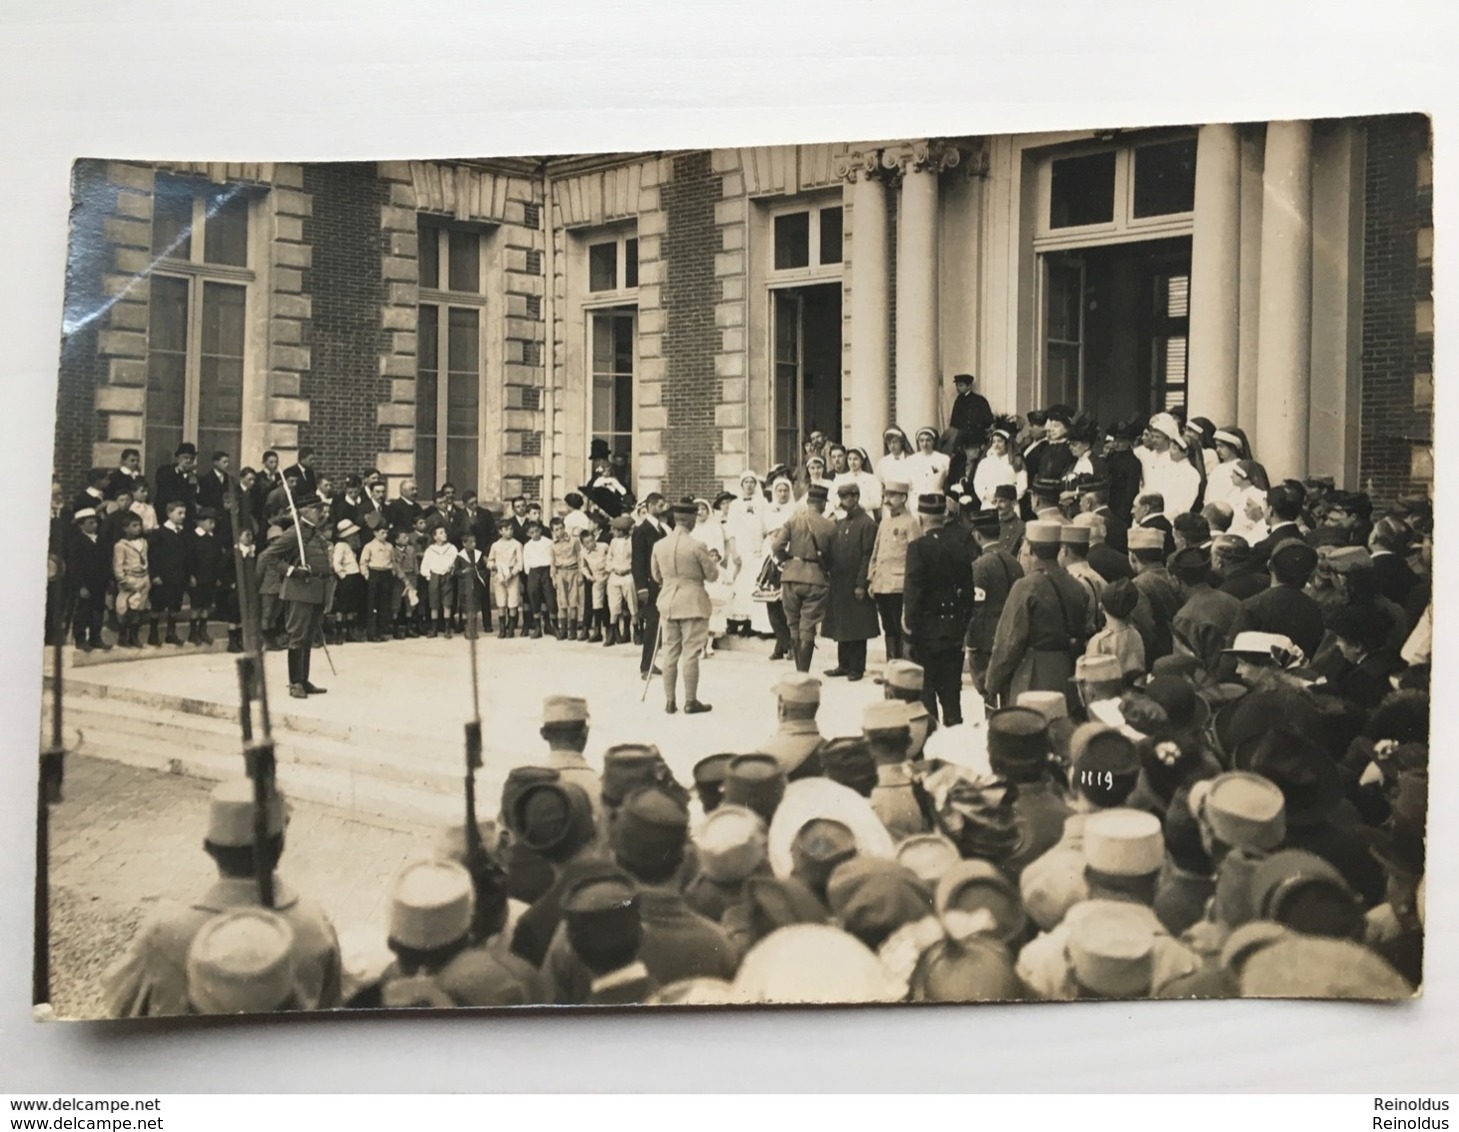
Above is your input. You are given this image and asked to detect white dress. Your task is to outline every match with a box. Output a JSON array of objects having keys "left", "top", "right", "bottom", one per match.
[
  {"left": 726, "top": 495, "right": 765, "bottom": 620},
  {"left": 903, "top": 451, "right": 951, "bottom": 500},
  {"left": 1227, "top": 487, "right": 1270, "bottom": 545},
  {"left": 1203, "top": 460, "right": 1242, "bottom": 512},
  {"left": 877, "top": 452, "right": 911, "bottom": 487},
  {"left": 832, "top": 470, "right": 883, "bottom": 513},
  {"left": 690, "top": 519, "right": 732, "bottom": 635},
  {"left": 973, "top": 452, "right": 1028, "bottom": 508}
]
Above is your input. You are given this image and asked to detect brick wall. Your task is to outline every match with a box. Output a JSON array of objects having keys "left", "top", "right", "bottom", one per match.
[
  {"left": 661, "top": 151, "right": 720, "bottom": 497},
  {"left": 1360, "top": 112, "right": 1433, "bottom": 503},
  {"left": 299, "top": 163, "right": 388, "bottom": 480},
  {"left": 52, "top": 159, "right": 110, "bottom": 493}
]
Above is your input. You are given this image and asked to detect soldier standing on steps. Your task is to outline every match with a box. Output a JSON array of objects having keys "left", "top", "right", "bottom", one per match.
[{"left": 258, "top": 490, "right": 332, "bottom": 699}]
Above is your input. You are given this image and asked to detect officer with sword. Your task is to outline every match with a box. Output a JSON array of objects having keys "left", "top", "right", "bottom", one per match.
[{"left": 258, "top": 482, "right": 334, "bottom": 699}]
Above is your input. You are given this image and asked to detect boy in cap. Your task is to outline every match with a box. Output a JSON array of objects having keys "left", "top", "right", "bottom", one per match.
[
  {"left": 602, "top": 513, "right": 638, "bottom": 646},
  {"left": 146, "top": 499, "right": 191, "bottom": 646},
  {"left": 358, "top": 520, "right": 397, "bottom": 642},
  {"left": 577, "top": 525, "right": 607, "bottom": 642},
  {"left": 103, "top": 779, "right": 341, "bottom": 1017},
  {"left": 184, "top": 506, "right": 224, "bottom": 645},
  {"left": 549, "top": 514, "right": 583, "bottom": 642},
  {"left": 521, "top": 518, "right": 555, "bottom": 638},
  {"left": 486, "top": 513, "right": 524, "bottom": 638},
  {"left": 66, "top": 508, "right": 112, "bottom": 651}
]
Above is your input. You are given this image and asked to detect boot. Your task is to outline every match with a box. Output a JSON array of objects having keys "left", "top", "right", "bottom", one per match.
[
  {"left": 633, "top": 620, "right": 644, "bottom": 646},
  {"left": 589, "top": 612, "right": 603, "bottom": 643},
  {"left": 227, "top": 627, "right": 244, "bottom": 653},
  {"left": 186, "top": 618, "right": 204, "bottom": 646},
  {"left": 427, "top": 619, "right": 438, "bottom": 638},
  {"left": 497, "top": 615, "right": 509, "bottom": 640},
  {"left": 568, "top": 618, "right": 580, "bottom": 642},
  {"left": 603, "top": 622, "right": 617, "bottom": 647},
  {"left": 164, "top": 616, "right": 184, "bottom": 647},
  {"left": 505, "top": 611, "right": 517, "bottom": 639},
  {"left": 443, "top": 620, "right": 453, "bottom": 640},
  {"left": 393, "top": 621, "right": 407, "bottom": 640},
  {"left": 577, "top": 617, "right": 589, "bottom": 642},
  {"left": 147, "top": 618, "right": 162, "bottom": 647},
  {"left": 197, "top": 619, "right": 214, "bottom": 646},
  {"left": 530, "top": 615, "right": 543, "bottom": 640}
]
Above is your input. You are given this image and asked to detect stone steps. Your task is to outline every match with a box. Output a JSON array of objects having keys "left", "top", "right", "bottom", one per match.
[{"left": 48, "top": 681, "right": 499, "bottom": 829}]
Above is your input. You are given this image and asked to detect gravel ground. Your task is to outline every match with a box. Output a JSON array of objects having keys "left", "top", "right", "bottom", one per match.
[{"left": 41, "top": 754, "right": 437, "bottom": 1020}]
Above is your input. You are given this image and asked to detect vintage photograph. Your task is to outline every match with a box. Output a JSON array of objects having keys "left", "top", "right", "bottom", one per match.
[{"left": 36, "top": 115, "right": 1431, "bottom": 1019}]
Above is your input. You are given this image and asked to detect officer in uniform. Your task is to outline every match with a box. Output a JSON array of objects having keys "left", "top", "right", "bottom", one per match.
[
  {"left": 759, "top": 672, "right": 827, "bottom": 781},
  {"left": 902, "top": 494, "right": 977, "bottom": 726},
  {"left": 185, "top": 908, "right": 307, "bottom": 1014},
  {"left": 771, "top": 482, "right": 837, "bottom": 673},
  {"left": 985, "top": 520, "right": 1092, "bottom": 706},
  {"left": 651, "top": 499, "right": 720, "bottom": 715},
  {"left": 257, "top": 490, "right": 333, "bottom": 699},
  {"left": 967, "top": 508, "right": 1023, "bottom": 700},
  {"left": 883, "top": 660, "right": 935, "bottom": 758},
  {"left": 103, "top": 779, "right": 341, "bottom": 1017}
]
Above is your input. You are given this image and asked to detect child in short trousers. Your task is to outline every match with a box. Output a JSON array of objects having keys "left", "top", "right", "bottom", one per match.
[
  {"left": 420, "top": 524, "right": 459, "bottom": 639},
  {"left": 549, "top": 516, "right": 582, "bottom": 641},
  {"left": 521, "top": 519, "right": 554, "bottom": 639},
  {"left": 486, "top": 515, "right": 523, "bottom": 638}
]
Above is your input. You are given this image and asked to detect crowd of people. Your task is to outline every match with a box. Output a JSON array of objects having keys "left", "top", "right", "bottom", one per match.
[{"left": 85, "top": 372, "right": 1430, "bottom": 1010}]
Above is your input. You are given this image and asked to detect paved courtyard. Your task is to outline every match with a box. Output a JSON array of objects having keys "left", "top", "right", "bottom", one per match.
[{"left": 41, "top": 632, "right": 916, "bottom": 1018}]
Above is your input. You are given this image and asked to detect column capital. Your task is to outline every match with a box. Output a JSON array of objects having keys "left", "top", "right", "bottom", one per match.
[
  {"left": 835, "top": 148, "right": 891, "bottom": 184},
  {"left": 882, "top": 139, "right": 965, "bottom": 178}
]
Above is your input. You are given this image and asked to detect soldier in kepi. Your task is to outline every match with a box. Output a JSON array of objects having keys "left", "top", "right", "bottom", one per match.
[
  {"left": 651, "top": 498, "right": 721, "bottom": 715},
  {"left": 985, "top": 520, "right": 1093, "bottom": 709},
  {"left": 902, "top": 493, "right": 977, "bottom": 726},
  {"left": 258, "top": 489, "right": 333, "bottom": 699},
  {"left": 771, "top": 482, "right": 836, "bottom": 673},
  {"left": 102, "top": 779, "right": 341, "bottom": 1017}
]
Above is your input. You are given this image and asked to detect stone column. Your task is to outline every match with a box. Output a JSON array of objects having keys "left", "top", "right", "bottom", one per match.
[
  {"left": 892, "top": 143, "right": 955, "bottom": 433},
  {"left": 1187, "top": 123, "right": 1241, "bottom": 426},
  {"left": 1236, "top": 128, "right": 1265, "bottom": 438},
  {"left": 1254, "top": 120, "right": 1314, "bottom": 482},
  {"left": 845, "top": 152, "right": 891, "bottom": 454}
]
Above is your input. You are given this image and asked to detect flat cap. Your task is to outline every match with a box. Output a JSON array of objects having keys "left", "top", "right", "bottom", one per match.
[
  {"left": 884, "top": 660, "right": 925, "bottom": 693},
  {"left": 1083, "top": 808, "right": 1165, "bottom": 877},
  {"left": 826, "top": 857, "right": 935, "bottom": 951},
  {"left": 695, "top": 804, "right": 769, "bottom": 884},
  {"left": 863, "top": 699, "right": 912, "bottom": 733},
  {"left": 882, "top": 479, "right": 911, "bottom": 496},
  {"left": 1128, "top": 527, "right": 1167, "bottom": 551},
  {"left": 1059, "top": 524, "right": 1091, "bottom": 546},
  {"left": 1066, "top": 900, "right": 1158, "bottom": 998},
  {"left": 1026, "top": 520, "right": 1063, "bottom": 544},
  {"left": 806, "top": 483, "right": 830, "bottom": 503},
  {"left": 1189, "top": 772, "right": 1287, "bottom": 853}
]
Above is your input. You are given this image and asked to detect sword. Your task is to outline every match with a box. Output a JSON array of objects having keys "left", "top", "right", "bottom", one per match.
[{"left": 279, "top": 475, "right": 336, "bottom": 677}]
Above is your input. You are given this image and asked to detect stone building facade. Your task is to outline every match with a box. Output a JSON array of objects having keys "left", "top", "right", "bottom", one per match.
[{"left": 52, "top": 113, "right": 1433, "bottom": 507}]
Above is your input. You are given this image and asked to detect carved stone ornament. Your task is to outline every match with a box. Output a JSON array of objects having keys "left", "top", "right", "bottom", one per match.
[{"left": 834, "top": 149, "right": 888, "bottom": 183}]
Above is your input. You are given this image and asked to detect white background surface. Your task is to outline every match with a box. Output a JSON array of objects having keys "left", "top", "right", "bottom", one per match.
[{"left": 1, "top": 0, "right": 1455, "bottom": 1093}]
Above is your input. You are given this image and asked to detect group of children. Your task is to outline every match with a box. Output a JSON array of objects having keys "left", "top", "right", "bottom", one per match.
[
  {"left": 60, "top": 488, "right": 236, "bottom": 653},
  {"left": 247, "top": 492, "right": 645, "bottom": 650}
]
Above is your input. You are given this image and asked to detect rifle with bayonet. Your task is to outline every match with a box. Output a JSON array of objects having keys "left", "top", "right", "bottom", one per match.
[
  {"left": 226, "top": 477, "right": 276, "bottom": 909},
  {"left": 460, "top": 571, "right": 507, "bottom": 943},
  {"left": 34, "top": 596, "right": 66, "bottom": 1010}
]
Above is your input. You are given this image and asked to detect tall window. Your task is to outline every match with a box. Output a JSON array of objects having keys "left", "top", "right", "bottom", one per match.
[
  {"left": 146, "top": 176, "right": 252, "bottom": 467},
  {"left": 590, "top": 308, "right": 636, "bottom": 469},
  {"left": 418, "top": 222, "right": 487, "bottom": 493}
]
